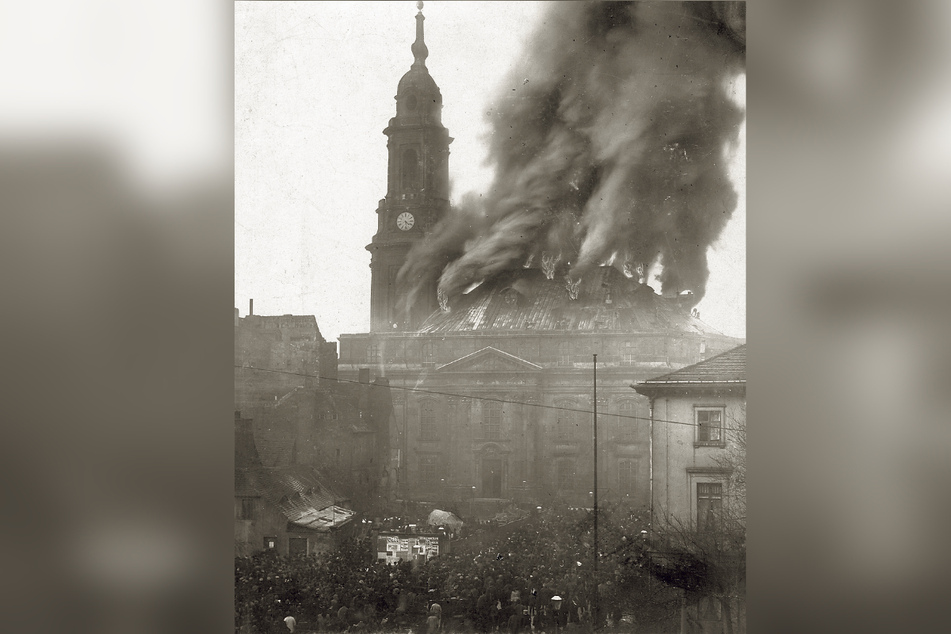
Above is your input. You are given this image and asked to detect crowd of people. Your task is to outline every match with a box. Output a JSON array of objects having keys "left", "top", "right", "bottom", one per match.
[{"left": 236, "top": 506, "right": 678, "bottom": 634}]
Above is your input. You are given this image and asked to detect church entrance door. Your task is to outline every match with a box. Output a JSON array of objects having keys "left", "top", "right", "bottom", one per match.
[{"left": 482, "top": 458, "right": 502, "bottom": 498}]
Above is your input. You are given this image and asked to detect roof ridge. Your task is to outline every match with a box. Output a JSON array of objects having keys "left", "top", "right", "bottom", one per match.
[{"left": 636, "top": 343, "right": 746, "bottom": 385}]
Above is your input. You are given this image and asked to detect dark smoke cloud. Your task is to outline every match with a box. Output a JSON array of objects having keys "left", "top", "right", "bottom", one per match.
[{"left": 399, "top": 1, "right": 745, "bottom": 309}]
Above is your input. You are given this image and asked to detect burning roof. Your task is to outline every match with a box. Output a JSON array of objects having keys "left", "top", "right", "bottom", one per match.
[
  {"left": 418, "top": 266, "right": 724, "bottom": 336},
  {"left": 398, "top": 1, "right": 745, "bottom": 318}
]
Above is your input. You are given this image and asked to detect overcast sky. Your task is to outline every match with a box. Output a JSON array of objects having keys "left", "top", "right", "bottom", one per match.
[{"left": 235, "top": 1, "right": 745, "bottom": 342}]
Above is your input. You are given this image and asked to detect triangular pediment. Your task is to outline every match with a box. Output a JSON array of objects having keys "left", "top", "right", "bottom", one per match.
[{"left": 437, "top": 347, "right": 542, "bottom": 373}]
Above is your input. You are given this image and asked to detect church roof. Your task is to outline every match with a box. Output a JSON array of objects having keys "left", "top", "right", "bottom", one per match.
[{"left": 418, "top": 266, "right": 726, "bottom": 336}]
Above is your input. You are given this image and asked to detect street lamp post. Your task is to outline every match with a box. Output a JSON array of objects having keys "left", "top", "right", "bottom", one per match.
[
  {"left": 551, "top": 595, "right": 563, "bottom": 634},
  {"left": 592, "top": 353, "right": 599, "bottom": 631}
]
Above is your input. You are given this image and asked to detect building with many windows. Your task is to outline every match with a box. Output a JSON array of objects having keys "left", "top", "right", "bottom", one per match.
[{"left": 336, "top": 7, "right": 743, "bottom": 516}]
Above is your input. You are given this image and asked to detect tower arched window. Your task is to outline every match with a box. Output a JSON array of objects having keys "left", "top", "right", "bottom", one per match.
[{"left": 401, "top": 148, "right": 419, "bottom": 191}]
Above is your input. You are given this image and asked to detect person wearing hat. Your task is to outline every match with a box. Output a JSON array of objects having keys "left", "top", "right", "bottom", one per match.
[{"left": 283, "top": 615, "right": 297, "bottom": 632}]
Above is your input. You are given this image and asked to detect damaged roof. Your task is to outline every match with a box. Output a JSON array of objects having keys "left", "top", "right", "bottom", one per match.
[
  {"left": 239, "top": 464, "right": 353, "bottom": 532},
  {"left": 418, "top": 266, "right": 724, "bottom": 335}
]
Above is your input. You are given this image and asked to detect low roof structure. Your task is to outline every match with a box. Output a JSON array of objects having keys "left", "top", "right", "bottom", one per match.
[
  {"left": 240, "top": 464, "right": 354, "bottom": 532},
  {"left": 633, "top": 344, "right": 746, "bottom": 396}
]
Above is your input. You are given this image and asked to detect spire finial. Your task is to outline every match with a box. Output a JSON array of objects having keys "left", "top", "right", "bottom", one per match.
[{"left": 411, "top": 1, "right": 428, "bottom": 68}]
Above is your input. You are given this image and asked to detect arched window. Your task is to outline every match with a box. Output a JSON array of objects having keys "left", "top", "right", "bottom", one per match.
[{"left": 401, "top": 148, "right": 419, "bottom": 190}]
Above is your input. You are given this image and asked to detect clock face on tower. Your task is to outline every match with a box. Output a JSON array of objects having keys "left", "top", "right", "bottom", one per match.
[{"left": 396, "top": 212, "right": 415, "bottom": 231}]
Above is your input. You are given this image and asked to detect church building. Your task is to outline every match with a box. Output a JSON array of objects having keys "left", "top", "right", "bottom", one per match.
[{"left": 338, "top": 5, "right": 742, "bottom": 516}]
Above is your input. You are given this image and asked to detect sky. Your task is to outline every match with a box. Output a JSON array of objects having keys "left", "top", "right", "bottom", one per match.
[{"left": 235, "top": 1, "right": 746, "bottom": 343}]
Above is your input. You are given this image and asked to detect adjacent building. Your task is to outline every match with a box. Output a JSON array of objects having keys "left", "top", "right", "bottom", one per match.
[
  {"left": 234, "top": 411, "right": 356, "bottom": 557},
  {"left": 235, "top": 308, "right": 393, "bottom": 522},
  {"left": 633, "top": 344, "right": 746, "bottom": 530}
]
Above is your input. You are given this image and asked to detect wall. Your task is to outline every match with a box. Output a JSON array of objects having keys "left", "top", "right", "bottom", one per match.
[
  {"left": 235, "top": 314, "right": 392, "bottom": 513},
  {"left": 234, "top": 496, "right": 290, "bottom": 558},
  {"left": 235, "top": 313, "right": 327, "bottom": 404},
  {"left": 649, "top": 389, "right": 746, "bottom": 526}
]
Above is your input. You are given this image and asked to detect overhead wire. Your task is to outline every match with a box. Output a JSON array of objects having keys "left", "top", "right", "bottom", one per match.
[{"left": 235, "top": 365, "right": 746, "bottom": 433}]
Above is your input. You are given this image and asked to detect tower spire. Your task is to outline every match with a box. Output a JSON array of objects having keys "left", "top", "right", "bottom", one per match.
[{"left": 411, "top": 1, "right": 428, "bottom": 68}]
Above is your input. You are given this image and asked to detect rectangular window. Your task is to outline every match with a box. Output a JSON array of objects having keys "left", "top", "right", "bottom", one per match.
[
  {"left": 483, "top": 402, "right": 502, "bottom": 439},
  {"left": 419, "top": 455, "right": 438, "bottom": 485},
  {"left": 236, "top": 497, "right": 255, "bottom": 520},
  {"left": 288, "top": 537, "right": 308, "bottom": 557},
  {"left": 558, "top": 342, "right": 571, "bottom": 366},
  {"left": 697, "top": 482, "right": 723, "bottom": 531},
  {"left": 555, "top": 403, "right": 576, "bottom": 442},
  {"left": 618, "top": 460, "right": 636, "bottom": 495},
  {"left": 616, "top": 400, "right": 640, "bottom": 442},
  {"left": 420, "top": 402, "right": 437, "bottom": 440},
  {"left": 264, "top": 536, "right": 276, "bottom": 550},
  {"left": 556, "top": 459, "right": 575, "bottom": 491},
  {"left": 621, "top": 342, "right": 635, "bottom": 366},
  {"left": 696, "top": 408, "right": 724, "bottom": 444}
]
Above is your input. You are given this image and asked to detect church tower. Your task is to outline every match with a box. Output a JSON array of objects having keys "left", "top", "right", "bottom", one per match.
[{"left": 368, "top": 1, "right": 451, "bottom": 332}]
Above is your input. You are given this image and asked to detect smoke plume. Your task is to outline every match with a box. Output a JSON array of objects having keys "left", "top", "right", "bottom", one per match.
[{"left": 398, "top": 1, "right": 745, "bottom": 312}]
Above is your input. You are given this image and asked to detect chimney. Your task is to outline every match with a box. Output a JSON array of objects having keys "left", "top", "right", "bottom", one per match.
[{"left": 249, "top": 298, "right": 254, "bottom": 316}]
